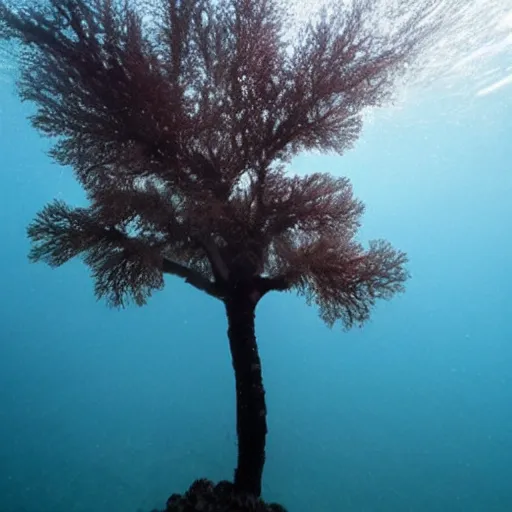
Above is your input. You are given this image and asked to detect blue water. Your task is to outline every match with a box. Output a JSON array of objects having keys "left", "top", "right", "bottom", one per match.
[{"left": 0, "top": 69, "right": 511, "bottom": 511}]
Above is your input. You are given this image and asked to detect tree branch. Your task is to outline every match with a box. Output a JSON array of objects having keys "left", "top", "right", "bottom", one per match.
[
  {"left": 254, "top": 274, "right": 294, "bottom": 298},
  {"left": 162, "top": 257, "right": 224, "bottom": 299},
  {"left": 199, "top": 236, "right": 230, "bottom": 282}
]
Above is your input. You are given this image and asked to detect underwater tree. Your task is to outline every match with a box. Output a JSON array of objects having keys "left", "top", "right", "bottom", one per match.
[{"left": 0, "top": 0, "right": 450, "bottom": 509}]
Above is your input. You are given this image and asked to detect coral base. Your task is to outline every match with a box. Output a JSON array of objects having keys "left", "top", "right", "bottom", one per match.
[{"left": 164, "top": 479, "right": 287, "bottom": 512}]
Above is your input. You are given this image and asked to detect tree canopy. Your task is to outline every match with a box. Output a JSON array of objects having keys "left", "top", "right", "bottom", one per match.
[{"left": 0, "top": 0, "right": 452, "bottom": 327}]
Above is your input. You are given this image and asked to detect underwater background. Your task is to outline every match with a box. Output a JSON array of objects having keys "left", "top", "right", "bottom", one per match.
[{"left": 1, "top": 6, "right": 511, "bottom": 512}]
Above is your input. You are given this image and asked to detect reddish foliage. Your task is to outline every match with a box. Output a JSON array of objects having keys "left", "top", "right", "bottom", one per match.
[{"left": 0, "top": 0, "right": 434, "bottom": 327}]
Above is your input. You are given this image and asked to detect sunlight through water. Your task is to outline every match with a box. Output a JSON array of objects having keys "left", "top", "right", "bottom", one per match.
[
  {"left": 289, "top": 0, "right": 512, "bottom": 101},
  {"left": 1, "top": 0, "right": 511, "bottom": 110}
]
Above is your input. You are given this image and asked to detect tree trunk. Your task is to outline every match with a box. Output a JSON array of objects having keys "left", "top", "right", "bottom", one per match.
[{"left": 225, "top": 288, "right": 267, "bottom": 497}]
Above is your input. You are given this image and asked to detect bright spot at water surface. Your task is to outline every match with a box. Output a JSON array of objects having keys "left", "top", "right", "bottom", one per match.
[{"left": 288, "top": 0, "right": 512, "bottom": 101}]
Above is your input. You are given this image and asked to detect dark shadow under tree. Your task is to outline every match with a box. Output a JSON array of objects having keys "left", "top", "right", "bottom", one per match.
[{"left": 0, "top": 0, "right": 453, "bottom": 510}]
